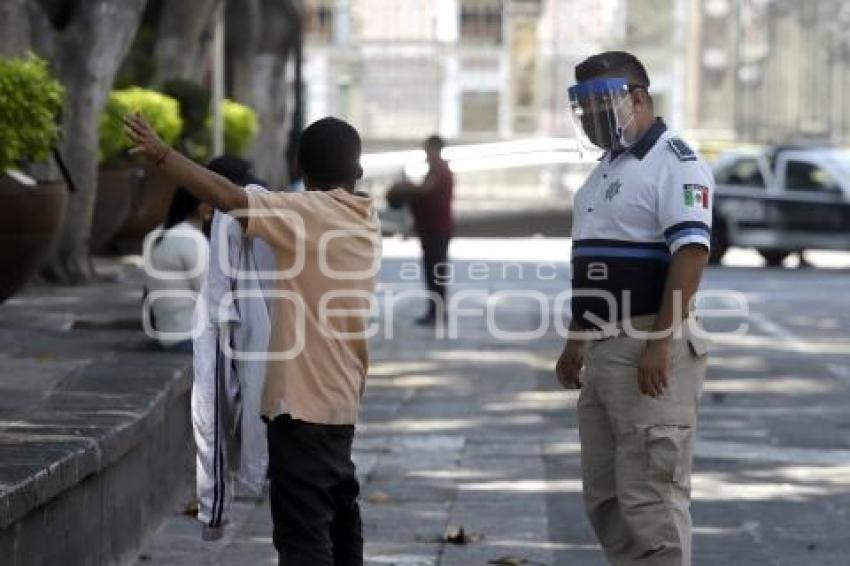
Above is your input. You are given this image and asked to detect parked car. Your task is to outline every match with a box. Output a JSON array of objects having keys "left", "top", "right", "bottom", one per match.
[{"left": 710, "top": 144, "right": 850, "bottom": 265}]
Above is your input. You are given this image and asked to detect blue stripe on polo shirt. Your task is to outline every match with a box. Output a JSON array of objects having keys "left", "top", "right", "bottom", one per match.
[
  {"left": 573, "top": 238, "right": 669, "bottom": 250},
  {"left": 572, "top": 247, "right": 672, "bottom": 261},
  {"left": 664, "top": 221, "right": 710, "bottom": 240},
  {"left": 666, "top": 227, "right": 710, "bottom": 246}
]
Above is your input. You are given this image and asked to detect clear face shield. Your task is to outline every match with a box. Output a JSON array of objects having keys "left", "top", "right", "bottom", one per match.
[{"left": 568, "top": 77, "right": 638, "bottom": 155}]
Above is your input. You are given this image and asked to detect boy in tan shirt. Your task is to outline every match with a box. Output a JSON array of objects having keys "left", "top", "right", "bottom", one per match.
[{"left": 126, "top": 115, "right": 380, "bottom": 566}]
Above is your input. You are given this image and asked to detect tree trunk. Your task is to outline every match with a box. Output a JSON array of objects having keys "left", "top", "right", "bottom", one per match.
[
  {"left": 45, "top": 75, "right": 107, "bottom": 282},
  {"left": 152, "top": 0, "right": 221, "bottom": 85},
  {"left": 0, "top": 0, "right": 31, "bottom": 57},
  {"left": 227, "top": 0, "right": 302, "bottom": 189},
  {"left": 30, "top": 0, "right": 149, "bottom": 283}
]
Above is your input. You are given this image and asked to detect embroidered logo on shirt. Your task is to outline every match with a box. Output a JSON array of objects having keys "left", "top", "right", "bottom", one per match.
[
  {"left": 683, "top": 184, "right": 710, "bottom": 208},
  {"left": 604, "top": 179, "right": 622, "bottom": 201}
]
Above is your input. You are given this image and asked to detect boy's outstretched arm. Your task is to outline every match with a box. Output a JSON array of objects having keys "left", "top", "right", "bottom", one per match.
[{"left": 124, "top": 114, "right": 249, "bottom": 225}]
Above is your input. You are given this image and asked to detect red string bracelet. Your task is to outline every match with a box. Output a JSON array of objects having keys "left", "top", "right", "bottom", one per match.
[{"left": 156, "top": 146, "right": 171, "bottom": 167}]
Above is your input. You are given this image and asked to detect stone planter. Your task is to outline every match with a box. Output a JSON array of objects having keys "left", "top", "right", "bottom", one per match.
[
  {"left": 110, "top": 164, "right": 175, "bottom": 254},
  {"left": 0, "top": 174, "right": 67, "bottom": 302},
  {"left": 90, "top": 165, "right": 142, "bottom": 254}
]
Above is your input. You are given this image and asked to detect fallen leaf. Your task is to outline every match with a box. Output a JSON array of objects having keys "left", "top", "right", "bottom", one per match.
[
  {"left": 415, "top": 525, "right": 483, "bottom": 545},
  {"left": 367, "top": 490, "right": 392, "bottom": 504},
  {"left": 183, "top": 499, "right": 200, "bottom": 517},
  {"left": 444, "top": 525, "right": 483, "bottom": 545}
]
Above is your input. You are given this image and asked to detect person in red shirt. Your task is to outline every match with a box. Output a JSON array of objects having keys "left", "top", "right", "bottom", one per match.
[{"left": 410, "top": 135, "right": 454, "bottom": 325}]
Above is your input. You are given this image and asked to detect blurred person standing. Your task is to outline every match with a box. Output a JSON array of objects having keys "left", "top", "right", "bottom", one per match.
[
  {"left": 143, "top": 188, "right": 212, "bottom": 352},
  {"left": 554, "top": 51, "right": 712, "bottom": 566},
  {"left": 410, "top": 135, "right": 454, "bottom": 325}
]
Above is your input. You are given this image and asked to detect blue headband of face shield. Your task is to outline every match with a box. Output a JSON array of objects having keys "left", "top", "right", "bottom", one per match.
[{"left": 567, "top": 77, "right": 629, "bottom": 101}]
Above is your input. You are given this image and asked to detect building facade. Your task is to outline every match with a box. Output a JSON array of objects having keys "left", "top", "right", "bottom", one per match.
[
  {"left": 732, "top": 0, "right": 850, "bottom": 144},
  {"left": 302, "top": 0, "right": 628, "bottom": 144},
  {"left": 683, "top": 0, "right": 850, "bottom": 145},
  {"left": 304, "top": 0, "right": 850, "bottom": 147}
]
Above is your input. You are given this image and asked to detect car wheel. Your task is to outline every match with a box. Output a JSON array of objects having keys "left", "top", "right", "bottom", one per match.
[
  {"left": 758, "top": 249, "right": 791, "bottom": 267},
  {"left": 708, "top": 218, "right": 729, "bottom": 265}
]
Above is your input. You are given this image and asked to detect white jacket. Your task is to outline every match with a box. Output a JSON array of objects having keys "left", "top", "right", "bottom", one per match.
[{"left": 192, "top": 185, "right": 275, "bottom": 528}]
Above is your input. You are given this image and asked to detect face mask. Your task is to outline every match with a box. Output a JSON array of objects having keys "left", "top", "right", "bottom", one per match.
[
  {"left": 581, "top": 109, "right": 619, "bottom": 149},
  {"left": 568, "top": 77, "right": 637, "bottom": 156}
]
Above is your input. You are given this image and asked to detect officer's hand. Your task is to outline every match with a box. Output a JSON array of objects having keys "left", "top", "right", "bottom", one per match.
[
  {"left": 556, "top": 339, "right": 585, "bottom": 390},
  {"left": 638, "top": 339, "right": 671, "bottom": 397}
]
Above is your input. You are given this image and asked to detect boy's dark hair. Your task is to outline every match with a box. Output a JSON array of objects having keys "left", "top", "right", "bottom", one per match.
[
  {"left": 575, "top": 51, "right": 650, "bottom": 88},
  {"left": 298, "top": 117, "right": 364, "bottom": 190}
]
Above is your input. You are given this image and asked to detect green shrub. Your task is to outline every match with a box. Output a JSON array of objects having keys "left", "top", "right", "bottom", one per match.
[
  {"left": 162, "top": 79, "right": 210, "bottom": 140},
  {"left": 206, "top": 99, "right": 259, "bottom": 157},
  {"left": 0, "top": 54, "right": 65, "bottom": 171},
  {"left": 99, "top": 87, "right": 183, "bottom": 163},
  {"left": 162, "top": 79, "right": 210, "bottom": 161}
]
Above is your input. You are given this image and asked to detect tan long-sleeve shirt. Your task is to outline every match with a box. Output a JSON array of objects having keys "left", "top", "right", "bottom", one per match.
[{"left": 243, "top": 188, "right": 381, "bottom": 424}]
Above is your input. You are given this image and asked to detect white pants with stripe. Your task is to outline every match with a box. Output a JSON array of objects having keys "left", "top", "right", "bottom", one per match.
[{"left": 193, "top": 324, "right": 268, "bottom": 527}]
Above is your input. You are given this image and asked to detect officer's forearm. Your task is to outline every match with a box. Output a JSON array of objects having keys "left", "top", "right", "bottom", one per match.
[{"left": 651, "top": 245, "right": 708, "bottom": 339}]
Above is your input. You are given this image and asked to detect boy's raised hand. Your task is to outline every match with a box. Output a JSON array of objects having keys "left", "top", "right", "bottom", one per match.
[{"left": 124, "top": 113, "right": 169, "bottom": 163}]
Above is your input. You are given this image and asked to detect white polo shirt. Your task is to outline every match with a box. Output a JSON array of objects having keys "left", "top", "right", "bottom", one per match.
[{"left": 570, "top": 119, "right": 714, "bottom": 326}]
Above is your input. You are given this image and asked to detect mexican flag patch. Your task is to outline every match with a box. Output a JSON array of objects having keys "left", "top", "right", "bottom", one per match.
[{"left": 683, "top": 184, "right": 710, "bottom": 208}]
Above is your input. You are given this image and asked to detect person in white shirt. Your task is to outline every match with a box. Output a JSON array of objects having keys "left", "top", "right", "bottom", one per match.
[
  {"left": 143, "top": 188, "right": 212, "bottom": 352},
  {"left": 555, "top": 51, "right": 712, "bottom": 566}
]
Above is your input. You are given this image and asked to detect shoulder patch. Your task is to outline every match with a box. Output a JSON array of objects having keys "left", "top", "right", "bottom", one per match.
[{"left": 666, "top": 137, "right": 697, "bottom": 162}]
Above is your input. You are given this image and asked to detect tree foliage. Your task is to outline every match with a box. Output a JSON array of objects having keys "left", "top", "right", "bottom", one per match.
[
  {"left": 161, "top": 78, "right": 211, "bottom": 160},
  {"left": 99, "top": 86, "right": 183, "bottom": 162},
  {"left": 162, "top": 79, "right": 210, "bottom": 140},
  {"left": 215, "top": 99, "right": 259, "bottom": 157},
  {"left": 0, "top": 53, "right": 64, "bottom": 170}
]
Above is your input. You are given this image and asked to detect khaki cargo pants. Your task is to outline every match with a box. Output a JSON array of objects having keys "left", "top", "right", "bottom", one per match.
[{"left": 577, "top": 318, "right": 708, "bottom": 566}]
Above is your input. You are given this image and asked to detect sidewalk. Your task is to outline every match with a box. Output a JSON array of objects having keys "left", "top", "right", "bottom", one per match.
[
  {"left": 3, "top": 241, "right": 849, "bottom": 565},
  {"left": 136, "top": 239, "right": 850, "bottom": 565},
  {"left": 136, "top": 256, "right": 588, "bottom": 565},
  {"left": 0, "top": 259, "right": 194, "bottom": 566}
]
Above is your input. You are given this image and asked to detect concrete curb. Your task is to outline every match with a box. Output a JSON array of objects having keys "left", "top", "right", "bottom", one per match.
[
  {"left": 0, "top": 362, "right": 191, "bottom": 529},
  {"left": 0, "top": 357, "right": 192, "bottom": 565}
]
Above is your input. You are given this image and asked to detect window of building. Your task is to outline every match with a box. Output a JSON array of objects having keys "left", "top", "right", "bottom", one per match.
[
  {"left": 304, "top": 0, "right": 334, "bottom": 42},
  {"left": 460, "top": 0, "right": 504, "bottom": 44},
  {"left": 461, "top": 92, "right": 500, "bottom": 134},
  {"left": 361, "top": 59, "right": 442, "bottom": 139}
]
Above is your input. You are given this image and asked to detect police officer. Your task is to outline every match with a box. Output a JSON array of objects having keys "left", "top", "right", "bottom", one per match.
[{"left": 555, "top": 51, "right": 712, "bottom": 565}]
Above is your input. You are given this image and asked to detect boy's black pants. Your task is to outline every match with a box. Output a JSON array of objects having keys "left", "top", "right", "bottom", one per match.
[{"left": 266, "top": 415, "right": 363, "bottom": 566}]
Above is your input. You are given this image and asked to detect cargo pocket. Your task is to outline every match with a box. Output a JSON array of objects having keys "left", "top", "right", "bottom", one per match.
[{"left": 643, "top": 424, "right": 693, "bottom": 491}]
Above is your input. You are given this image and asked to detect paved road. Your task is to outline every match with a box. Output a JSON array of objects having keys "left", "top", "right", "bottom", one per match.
[{"left": 136, "top": 239, "right": 850, "bottom": 565}]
